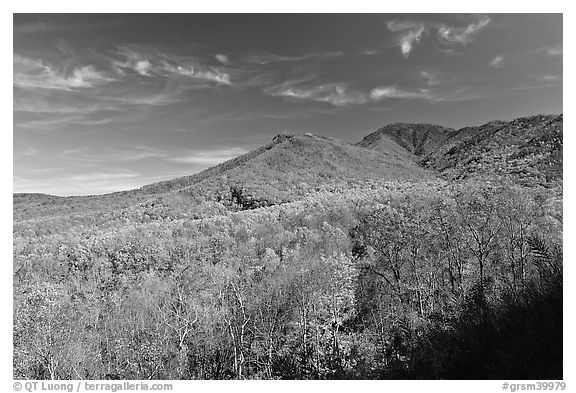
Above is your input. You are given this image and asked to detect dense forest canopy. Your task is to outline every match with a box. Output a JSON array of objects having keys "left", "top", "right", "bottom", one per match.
[{"left": 13, "top": 114, "right": 563, "bottom": 379}]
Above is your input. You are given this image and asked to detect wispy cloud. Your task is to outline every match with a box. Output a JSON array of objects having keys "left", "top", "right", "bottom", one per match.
[
  {"left": 15, "top": 114, "right": 84, "bottom": 130},
  {"left": 166, "top": 147, "right": 248, "bottom": 166},
  {"left": 510, "top": 83, "right": 561, "bottom": 91},
  {"left": 54, "top": 145, "right": 248, "bottom": 170},
  {"left": 14, "top": 21, "right": 52, "bottom": 35},
  {"left": 215, "top": 54, "right": 230, "bottom": 64},
  {"left": 14, "top": 147, "right": 39, "bottom": 158},
  {"left": 13, "top": 44, "right": 231, "bottom": 131},
  {"left": 490, "top": 55, "right": 504, "bottom": 68},
  {"left": 57, "top": 145, "right": 168, "bottom": 164},
  {"left": 13, "top": 170, "right": 146, "bottom": 196},
  {"left": 523, "top": 43, "right": 563, "bottom": 59},
  {"left": 75, "top": 118, "right": 117, "bottom": 126},
  {"left": 13, "top": 89, "right": 116, "bottom": 114},
  {"left": 542, "top": 43, "right": 563, "bottom": 57},
  {"left": 163, "top": 63, "right": 231, "bottom": 84},
  {"left": 104, "top": 146, "right": 167, "bottom": 162},
  {"left": 15, "top": 76, "right": 182, "bottom": 127},
  {"left": 14, "top": 55, "right": 115, "bottom": 91},
  {"left": 17, "top": 167, "right": 63, "bottom": 175},
  {"left": 267, "top": 78, "right": 440, "bottom": 106},
  {"left": 267, "top": 83, "right": 369, "bottom": 106},
  {"left": 16, "top": 171, "right": 140, "bottom": 184},
  {"left": 111, "top": 90, "right": 181, "bottom": 107},
  {"left": 111, "top": 46, "right": 231, "bottom": 85},
  {"left": 419, "top": 71, "right": 439, "bottom": 86},
  {"left": 247, "top": 50, "right": 346, "bottom": 64},
  {"left": 386, "top": 21, "right": 426, "bottom": 57},
  {"left": 370, "top": 86, "right": 431, "bottom": 101},
  {"left": 538, "top": 74, "right": 562, "bottom": 81},
  {"left": 13, "top": 89, "right": 167, "bottom": 131},
  {"left": 539, "top": 43, "right": 563, "bottom": 57},
  {"left": 437, "top": 15, "right": 491, "bottom": 45},
  {"left": 508, "top": 73, "right": 562, "bottom": 91},
  {"left": 428, "top": 87, "right": 490, "bottom": 102},
  {"left": 14, "top": 17, "right": 125, "bottom": 35},
  {"left": 196, "top": 105, "right": 345, "bottom": 124},
  {"left": 386, "top": 16, "right": 491, "bottom": 57}
]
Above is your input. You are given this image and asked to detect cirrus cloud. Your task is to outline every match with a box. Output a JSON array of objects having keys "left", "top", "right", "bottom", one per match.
[
  {"left": 370, "top": 86, "right": 431, "bottom": 100},
  {"left": 437, "top": 15, "right": 491, "bottom": 45},
  {"left": 387, "top": 15, "right": 492, "bottom": 57},
  {"left": 111, "top": 46, "right": 231, "bottom": 85},
  {"left": 267, "top": 81, "right": 437, "bottom": 106},
  {"left": 215, "top": 54, "right": 230, "bottom": 64},
  {"left": 386, "top": 21, "right": 426, "bottom": 57},
  {"left": 267, "top": 83, "right": 369, "bottom": 106},
  {"left": 14, "top": 55, "right": 115, "bottom": 91},
  {"left": 490, "top": 55, "right": 504, "bottom": 68}
]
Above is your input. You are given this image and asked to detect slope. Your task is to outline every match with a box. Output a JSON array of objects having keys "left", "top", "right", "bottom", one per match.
[
  {"left": 142, "top": 132, "right": 429, "bottom": 211},
  {"left": 420, "top": 114, "right": 563, "bottom": 187},
  {"left": 14, "top": 132, "right": 429, "bottom": 228},
  {"left": 356, "top": 123, "right": 455, "bottom": 159},
  {"left": 358, "top": 115, "right": 563, "bottom": 188}
]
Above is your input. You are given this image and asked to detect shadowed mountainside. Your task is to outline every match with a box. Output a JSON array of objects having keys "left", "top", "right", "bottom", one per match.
[
  {"left": 357, "top": 123, "right": 454, "bottom": 159},
  {"left": 358, "top": 114, "right": 562, "bottom": 187},
  {"left": 420, "top": 114, "right": 563, "bottom": 187}
]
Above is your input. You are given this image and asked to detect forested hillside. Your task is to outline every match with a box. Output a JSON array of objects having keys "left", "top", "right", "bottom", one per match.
[
  {"left": 13, "top": 114, "right": 563, "bottom": 380},
  {"left": 420, "top": 114, "right": 563, "bottom": 187},
  {"left": 357, "top": 123, "right": 454, "bottom": 158},
  {"left": 14, "top": 132, "right": 427, "bottom": 226},
  {"left": 358, "top": 114, "right": 563, "bottom": 187}
]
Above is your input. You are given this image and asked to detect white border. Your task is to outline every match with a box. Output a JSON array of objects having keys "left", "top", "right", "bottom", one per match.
[{"left": 4, "top": 3, "right": 572, "bottom": 392}]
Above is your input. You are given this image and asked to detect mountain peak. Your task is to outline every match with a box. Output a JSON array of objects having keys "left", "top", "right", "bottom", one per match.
[
  {"left": 138, "top": 127, "right": 428, "bottom": 210},
  {"left": 357, "top": 122, "right": 454, "bottom": 158},
  {"left": 272, "top": 132, "right": 296, "bottom": 143},
  {"left": 272, "top": 132, "right": 331, "bottom": 143}
]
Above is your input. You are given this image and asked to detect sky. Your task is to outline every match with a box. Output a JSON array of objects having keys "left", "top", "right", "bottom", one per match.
[{"left": 13, "top": 13, "right": 563, "bottom": 196}]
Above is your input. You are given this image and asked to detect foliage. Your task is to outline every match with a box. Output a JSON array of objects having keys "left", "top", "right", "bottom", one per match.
[
  {"left": 13, "top": 178, "right": 563, "bottom": 379},
  {"left": 420, "top": 114, "right": 563, "bottom": 187},
  {"left": 13, "top": 114, "right": 563, "bottom": 379}
]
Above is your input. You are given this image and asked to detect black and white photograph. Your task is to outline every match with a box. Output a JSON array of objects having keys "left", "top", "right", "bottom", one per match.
[{"left": 12, "top": 10, "right": 565, "bottom": 385}]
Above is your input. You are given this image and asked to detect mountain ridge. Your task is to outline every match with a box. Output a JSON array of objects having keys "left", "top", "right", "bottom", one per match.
[
  {"left": 356, "top": 122, "right": 455, "bottom": 159},
  {"left": 420, "top": 113, "right": 562, "bottom": 187},
  {"left": 357, "top": 114, "right": 562, "bottom": 187},
  {"left": 13, "top": 131, "right": 429, "bottom": 221},
  {"left": 145, "top": 131, "right": 429, "bottom": 211},
  {"left": 14, "top": 113, "right": 563, "bottom": 205}
]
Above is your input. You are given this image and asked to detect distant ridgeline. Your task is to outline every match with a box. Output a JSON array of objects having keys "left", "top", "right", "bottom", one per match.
[
  {"left": 358, "top": 114, "right": 562, "bottom": 187},
  {"left": 13, "top": 114, "right": 563, "bottom": 379},
  {"left": 14, "top": 114, "right": 563, "bottom": 224}
]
